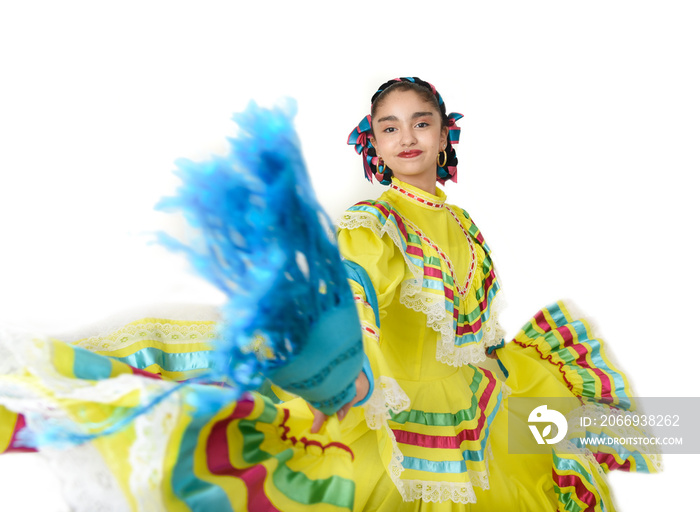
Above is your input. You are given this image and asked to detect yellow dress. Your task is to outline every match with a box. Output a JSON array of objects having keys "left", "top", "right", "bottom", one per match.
[
  {"left": 0, "top": 178, "right": 660, "bottom": 511},
  {"left": 330, "top": 178, "right": 659, "bottom": 510},
  {"left": 335, "top": 178, "right": 508, "bottom": 507}
]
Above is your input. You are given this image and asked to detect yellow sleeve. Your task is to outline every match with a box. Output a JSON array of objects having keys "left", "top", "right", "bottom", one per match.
[
  {"left": 337, "top": 226, "right": 404, "bottom": 325},
  {"left": 337, "top": 226, "right": 411, "bottom": 421}
]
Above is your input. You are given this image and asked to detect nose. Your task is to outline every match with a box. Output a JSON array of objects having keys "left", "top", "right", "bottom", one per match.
[{"left": 400, "top": 128, "right": 416, "bottom": 147}]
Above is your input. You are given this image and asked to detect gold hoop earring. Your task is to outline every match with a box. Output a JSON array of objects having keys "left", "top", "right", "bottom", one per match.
[
  {"left": 437, "top": 151, "right": 447, "bottom": 167},
  {"left": 376, "top": 157, "right": 385, "bottom": 173}
]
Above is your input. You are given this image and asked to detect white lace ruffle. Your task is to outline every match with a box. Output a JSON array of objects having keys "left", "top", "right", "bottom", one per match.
[
  {"left": 500, "top": 381, "right": 512, "bottom": 401},
  {"left": 364, "top": 376, "right": 411, "bottom": 431},
  {"left": 400, "top": 475, "right": 486, "bottom": 504},
  {"left": 72, "top": 320, "right": 217, "bottom": 353},
  {"left": 434, "top": 292, "right": 507, "bottom": 367},
  {"left": 339, "top": 211, "right": 424, "bottom": 279},
  {"left": 339, "top": 213, "right": 506, "bottom": 368},
  {"left": 42, "top": 443, "right": 131, "bottom": 512},
  {"left": 0, "top": 327, "right": 23, "bottom": 383},
  {"left": 361, "top": 376, "right": 410, "bottom": 499},
  {"left": 0, "top": 326, "right": 181, "bottom": 511},
  {"left": 129, "top": 395, "right": 179, "bottom": 511},
  {"left": 4, "top": 335, "right": 173, "bottom": 408}
]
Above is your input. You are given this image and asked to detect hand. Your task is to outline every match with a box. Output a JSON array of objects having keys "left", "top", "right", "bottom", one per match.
[{"left": 310, "top": 371, "right": 370, "bottom": 433}]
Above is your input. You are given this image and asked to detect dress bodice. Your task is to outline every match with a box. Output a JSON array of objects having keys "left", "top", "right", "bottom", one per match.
[{"left": 337, "top": 179, "right": 504, "bottom": 377}]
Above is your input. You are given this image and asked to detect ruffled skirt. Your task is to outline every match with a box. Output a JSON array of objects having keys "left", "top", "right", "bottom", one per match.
[{"left": 0, "top": 302, "right": 659, "bottom": 511}]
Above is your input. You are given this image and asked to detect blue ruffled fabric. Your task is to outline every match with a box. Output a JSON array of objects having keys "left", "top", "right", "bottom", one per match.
[{"left": 159, "top": 99, "right": 363, "bottom": 414}]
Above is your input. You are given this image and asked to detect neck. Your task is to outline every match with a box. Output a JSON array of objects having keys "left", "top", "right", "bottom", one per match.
[{"left": 394, "top": 175, "right": 436, "bottom": 196}]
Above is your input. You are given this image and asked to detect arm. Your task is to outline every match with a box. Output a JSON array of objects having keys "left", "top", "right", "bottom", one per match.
[{"left": 308, "top": 223, "right": 408, "bottom": 432}]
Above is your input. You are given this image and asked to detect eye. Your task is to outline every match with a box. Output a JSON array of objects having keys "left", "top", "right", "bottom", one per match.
[
  {"left": 416, "top": 122, "right": 430, "bottom": 128},
  {"left": 383, "top": 127, "right": 397, "bottom": 133}
]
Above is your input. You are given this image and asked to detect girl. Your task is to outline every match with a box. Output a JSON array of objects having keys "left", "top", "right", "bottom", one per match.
[{"left": 325, "top": 77, "right": 659, "bottom": 510}]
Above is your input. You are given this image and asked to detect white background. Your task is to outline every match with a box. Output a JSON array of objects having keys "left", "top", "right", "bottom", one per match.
[{"left": 1, "top": 1, "right": 698, "bottom": 510}]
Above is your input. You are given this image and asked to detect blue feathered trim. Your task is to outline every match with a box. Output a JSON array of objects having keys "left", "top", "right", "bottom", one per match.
[{"left": 158, "top": 99, "right": 362, "bottom": 413}]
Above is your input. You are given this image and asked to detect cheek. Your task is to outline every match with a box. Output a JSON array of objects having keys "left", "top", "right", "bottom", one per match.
[{"left": 373, "top": 135, "right": 390, "bottom": 154}]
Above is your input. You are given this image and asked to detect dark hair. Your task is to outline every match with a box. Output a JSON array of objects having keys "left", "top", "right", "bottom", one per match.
[{"left": 370, "top": 81, "right": 449, "bottom": 135}]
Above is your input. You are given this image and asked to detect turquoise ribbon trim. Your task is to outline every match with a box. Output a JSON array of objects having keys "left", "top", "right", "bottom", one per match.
[
  {"left": 71, "top": 343, "right": 216, "bottom": 380},
  {"left": 72, "top": 346, "right": 114, "bottom": 380},
  {"left": 487, "top": 340, "right": 509, "bottom": 379},
  {"left": 552, "top": 453, "right": 602, "bottom": 503},
  {"left": 486, "top": 340, "right": 504, "bottom": 355},
  {"left": 354, "top": 353, "right": 374, "bottom": 407},
  {"left": 570, "top": 320, "right": 631, "bottom": 409},
  {"left": 402, "top": 456, "right": 477, "bottom": 473},
  {"left": 343, "top": 260, "right": 377, "bottom": 407},
  {"left": 343, "top": 260, "right": 380, "bottom": 328},
  {"left": 546, "top": 302, "right": 631, "bottom": 409},
  {"left": 113, "top": 347, "right": 215, "bottom": 373}
]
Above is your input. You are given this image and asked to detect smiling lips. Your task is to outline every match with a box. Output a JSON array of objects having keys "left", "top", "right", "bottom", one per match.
[{"left": 398, "top": 150, "right": 423, "bottom": 158}]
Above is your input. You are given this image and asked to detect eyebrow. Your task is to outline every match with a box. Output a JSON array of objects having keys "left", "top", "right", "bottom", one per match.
[{"left": 375, "top": 111, "right": 434, "bottom": 123}]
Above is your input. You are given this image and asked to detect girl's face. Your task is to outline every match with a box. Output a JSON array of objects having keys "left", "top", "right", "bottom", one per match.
[{"left": 370, "top": 89, "right": 448, "bottom": 192}]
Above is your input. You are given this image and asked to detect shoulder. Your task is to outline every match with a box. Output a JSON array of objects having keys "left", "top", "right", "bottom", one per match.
[
  {"left": 337, "top": 196, "right": 409, "bottom": 239},
  {"left": 340, "top": 199, "right": 396, "bottom": 228},
  {"left": 336, "top": 198, "right": 409, "bottom": 259}
]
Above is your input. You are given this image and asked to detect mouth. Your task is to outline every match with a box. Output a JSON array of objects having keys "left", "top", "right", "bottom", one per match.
[{"left": 398, "top": 150, "right": 423, "bottom": 158}]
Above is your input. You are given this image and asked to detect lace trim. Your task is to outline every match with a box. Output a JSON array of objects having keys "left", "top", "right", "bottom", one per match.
[
  {"left": 340, "top": 208, "right": 475, "bottom": 298},
  {"left": 0, "top": 327, "right": 23, "bottom": 375},
  {"left": 0, "top": 330, "right": 174, "bottom": 437},
  {"left": 482, "top": 293, "right": 507, "bottom": 349},
  {"left": 400, "top": 476, "right": 485, "bottom": 503},
  {"left": 339, "top": 212, "right": 422, "bottom": 280},
  {"left": 1, "top": 327, "right": 181, "bottom": 511},
  {"left": 362, "top": 376, "right": 410, "bottom": 500},
  {"left": 493, "top": 380, "right": 512, "bottom": 405},
  {"left": 400, "top": 427, "right": 495, "bottom": 503},
  {"left": 364, "top": 376, "right": 411, "bottom": 430},
  {"left": 434, "top": 292, "right": 507, "bottom": 367},
  {"left": 42, "top": 444, "right": 131, "bottom": 512},
  {"left": 0, "top": 333, "right": 54, "bottom": 419},
  {"left": 71, "top": 320, "right": 218, "bottom": 353},
  {"left": 339, "top": 213, "right": 505, "bottom": 368},
  {"left": 129, "top": 395, "right": 179, "bottom": 511}
]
